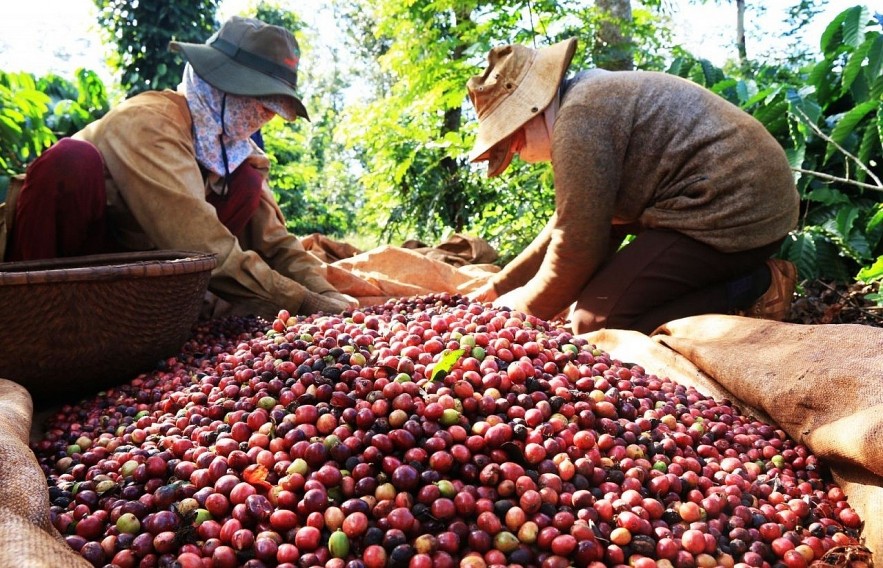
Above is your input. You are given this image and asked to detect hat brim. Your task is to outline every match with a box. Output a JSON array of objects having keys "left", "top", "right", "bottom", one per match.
[
  {"left": 468, "top": 38, "right": 577, "bottom": 167},
  {"left": 170, "top": 41, "right": 309, "bottom": 121}
]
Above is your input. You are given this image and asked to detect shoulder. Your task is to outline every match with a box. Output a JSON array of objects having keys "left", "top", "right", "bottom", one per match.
[
  {"left": 564, "top": 69, "right": 698, "bottom": 98},
  {"left": 76, "top": 90, "right": 191, "bottom": 141},
  {"left": 113, "top": 90, "right": 190, "bottom": 122}
]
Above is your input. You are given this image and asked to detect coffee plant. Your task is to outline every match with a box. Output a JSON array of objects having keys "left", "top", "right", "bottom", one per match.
[{"left": 0, "top": 68, "right": 109, "bottom": 200}]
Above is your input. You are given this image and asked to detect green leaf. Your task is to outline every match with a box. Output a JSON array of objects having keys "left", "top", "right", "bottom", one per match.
[
  {"left": 857, "top": 120, "right": 881, "bottom": 183},
  {"left": 827, "top": 100, "right": 879, "bottom": 161},
  {"left": 808, "top": 57, "right": 836, "bottom": 103},
  {"left": 842, "top": 37, "right": 874, "bottom": 96},
  {"left": 878, "top": 105, "right": 883, "bottom": 148},
  {"left": 735, "top": 80, "right": 750, "bottom": 105},
  {"left": 666, "top": 57, "right": 688, "bottom": 78},
  {"left": 785, "top": 145, "right": 806, "bottom": 171},
  {"left": 753, "top": 100, "right": 789, "bottom": 133},
  {"left": 835, "top": 206, "right": 860, "bottom": 238},
  {"left": 698, "top": 59, "right": 722, "bottom": 87},
  {"left": 431, "top": 348, "right": 465, "bottom": 382},
  {"left": 863, "top": 292, "right": 883, "bottom": 305},
  {"left": 867, "top": 205, "right": 883, "bottom": 234},
  {"left": 805, "top": 186, "right": 852, "bottom": 206},
  {"left": 709, "top": 78, "right": 737, "bottom": 96},
  {"left": 867, "top": 34, "right": 883, "bottom": 85},
  {"left": 820, "top": 9, "right": 849, "bottom": 55},
  {"left": 781, "top": 232, "right": 818, "bottom": 279},
  {"left": 842, "top": 6, "right": 870, "bottom": 50},
  {"left": 857, "top": 257, "right": 883, "bottom": 283},
  {"left": 814, "top": 233, "right": 855, "bottom": 281}
]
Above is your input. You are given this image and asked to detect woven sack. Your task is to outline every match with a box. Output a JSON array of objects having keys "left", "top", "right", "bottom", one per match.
[{"left": 0, "top": 379, "right": 90, "bottom": 567}]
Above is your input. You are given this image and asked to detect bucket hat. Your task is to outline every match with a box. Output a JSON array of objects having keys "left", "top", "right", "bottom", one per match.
[
  {"left": 169, "top": 16, "right": 309, "bottom": 121},
  {"left": 467, "top": 38, "right": 577, "bottom": 177}
]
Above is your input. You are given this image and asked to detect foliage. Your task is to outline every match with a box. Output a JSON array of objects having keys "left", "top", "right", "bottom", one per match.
[
  {"left": 0, "top": 70, "right": 109, "bottom": 199},
  {"left": 666, "top": 6, "right": 883, "bottom": 284},
  {"left": 93, "top": 0, "right": 220, "bottom": 97},
  {"left": 0, "top": 72, "right": 53, "bottom": 179},
  {"left": 331, "top": 0, "right": 674, "bottom": 260},
  {"left": 782, "top": 6, "right": 883, "bottom": 283},
  {"left": 37, "top": 70, "right": 111, "bottom": 138}
]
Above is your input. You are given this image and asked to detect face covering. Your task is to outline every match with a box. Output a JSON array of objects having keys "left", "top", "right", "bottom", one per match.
[
  {"left": 517, "top": 89, "right": 560, "bottom": 164},
  {"left": 178, "top": 64, "right": 276, "bottom": 193}
]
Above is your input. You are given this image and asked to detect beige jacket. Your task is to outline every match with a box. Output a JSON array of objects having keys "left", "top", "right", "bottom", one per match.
[
  {"left": 1, "top": 90, "right": 336, "bottom": 318},
  {"left": 492, "top": 70, "right": 800, "bottom": 320}
]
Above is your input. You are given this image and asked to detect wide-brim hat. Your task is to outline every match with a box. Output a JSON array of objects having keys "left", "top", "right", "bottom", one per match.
[
  {"left": 467, "top": 38, "right": 577, "bottom": 176},
  {"left": 169, "top": 16, "right": 309, "bottom": 121}
]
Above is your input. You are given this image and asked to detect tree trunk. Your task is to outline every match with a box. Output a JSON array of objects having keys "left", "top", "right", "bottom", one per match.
[
  {"left": 594, "top": 0, "right": 634, "bottom": 71},
  {"left": 736, "top": 0, "right": 748, "bottom": 69},
  {"left": 442, "top": 37, "right": 469, "bottom": 232}
]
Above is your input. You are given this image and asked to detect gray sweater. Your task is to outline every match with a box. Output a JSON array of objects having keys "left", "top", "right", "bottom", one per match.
[{"left": 492, "top": 69, "right": 800, "bottom": 320}]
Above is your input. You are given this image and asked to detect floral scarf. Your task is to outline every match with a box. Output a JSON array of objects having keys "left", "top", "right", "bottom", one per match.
[{"left": 178, "top": 64, "right": 275, "bottom": 193}]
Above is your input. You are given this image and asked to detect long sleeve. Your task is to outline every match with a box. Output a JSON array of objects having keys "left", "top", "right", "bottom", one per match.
[
  {"left": 488, "top": 212, "right": 557, "bottom": 295},
  {"left": 513, "top": 99, "right": 621, "bottom": 320},
  {"left": 239, "top": 184, "right": 337, "bottom": 296},
  {"left": 74, "top": 91, "right": 331, "bottom": 317}
]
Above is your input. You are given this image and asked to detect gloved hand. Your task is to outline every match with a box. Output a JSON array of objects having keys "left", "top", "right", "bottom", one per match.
[
  {"left": 299, "top": 289, "right": 358, "bottom": 315},
  {"left": 322, "top": 290, "right": 359, "bottom": 310}
]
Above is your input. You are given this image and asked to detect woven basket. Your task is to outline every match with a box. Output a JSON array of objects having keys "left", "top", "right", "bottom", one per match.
[{"left": 0, "top": 250, "right": 216, "bottom": 404}]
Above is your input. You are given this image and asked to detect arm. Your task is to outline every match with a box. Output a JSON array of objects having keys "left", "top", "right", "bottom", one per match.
[
  {"left": 240, "top": 183, "right": 338, "bottom": 295},
  {"left": 512, "top": 101, "right": 622, "bottom": 320},
  {"left": 79, "top": 94, "right": 336, "bottom": 317},
  {"left": 485, "top": 211, "right": 558, "bottom": 296}
]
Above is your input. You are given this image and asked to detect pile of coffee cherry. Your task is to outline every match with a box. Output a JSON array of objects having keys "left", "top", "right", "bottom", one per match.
[{"left": 32, "top": 293, "right": 863, "bottom": 568}]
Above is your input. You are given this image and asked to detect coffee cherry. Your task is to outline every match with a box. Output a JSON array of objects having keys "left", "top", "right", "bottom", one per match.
[{"left": 31, "top": 296, "right": 863, "bottom": 567}]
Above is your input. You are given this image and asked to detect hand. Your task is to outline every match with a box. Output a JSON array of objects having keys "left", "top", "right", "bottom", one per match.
[
  {"left": 466, "top": 281, "right": 499, "bottom": 304},
  {"left": 300, "top": 290, "right": 358, "bottom": 315},
  {"left": 322, "top": 290, "right": 359, "bottom": 310},
  {"left": 493, "top": 287, "right": 527, "bottom": 312}
]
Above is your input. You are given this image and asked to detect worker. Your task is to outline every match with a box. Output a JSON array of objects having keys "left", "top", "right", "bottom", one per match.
[
  {"left": 2, "top": 17, "right": 356, "bottom": 318},
  {"left": 466, "top": 38, "right": 799, "bottom": 334}
]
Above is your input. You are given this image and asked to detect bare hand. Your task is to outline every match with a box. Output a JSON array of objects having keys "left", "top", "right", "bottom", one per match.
[
  {"left": 493, "top": 287, "right": 527, "bottom": 311},
  {"left": 466, "top": 281, "right": 499, "bottom": 304}
]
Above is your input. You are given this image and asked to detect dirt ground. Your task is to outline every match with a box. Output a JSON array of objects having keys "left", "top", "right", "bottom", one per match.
[{"left": 788, "top": 279, "right": 883, "bottom": 327}]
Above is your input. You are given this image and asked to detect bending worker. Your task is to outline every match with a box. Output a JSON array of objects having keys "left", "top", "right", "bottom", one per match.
[
  {"left": 2, "top": 17, "right": 356, "bottom": 318},
  {"left": 466, "top": 38, "right": 800, "bottom": 334}
]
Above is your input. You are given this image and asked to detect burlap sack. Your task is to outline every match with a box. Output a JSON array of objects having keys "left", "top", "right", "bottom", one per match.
[
  {"left": 401, "top": 233, "right": 498, "bottom": 267},
  {"left": 585, "top": 315, "right": 883, "bottom": 555},
  {"left": 0, "top": 379, "right": 90, "bottom": 567},
  {"left": 300, "top": 233, "right": 363, "bottom": 263},
  {"left": 328, "top": 245, "right": 499, "bottom": 307}
]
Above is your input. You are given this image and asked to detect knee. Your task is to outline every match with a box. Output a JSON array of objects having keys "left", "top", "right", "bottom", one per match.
[{"left": 48, "top": 138, "right": 103, "bottom": 171}]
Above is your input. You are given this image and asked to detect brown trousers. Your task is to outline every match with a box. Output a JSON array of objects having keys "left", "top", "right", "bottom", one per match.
[{"left": 572, "top": 228, "right": 782, "bottom": 334}]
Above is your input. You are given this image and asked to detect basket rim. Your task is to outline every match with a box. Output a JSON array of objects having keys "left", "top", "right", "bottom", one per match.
[{"left": 0, "top": 250, "right": 217, "bottom": 286}]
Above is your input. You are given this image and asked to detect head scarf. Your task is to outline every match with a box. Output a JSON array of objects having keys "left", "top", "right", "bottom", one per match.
[{"left": 179, "top": 64, "right": 289, "bottom": 193}]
